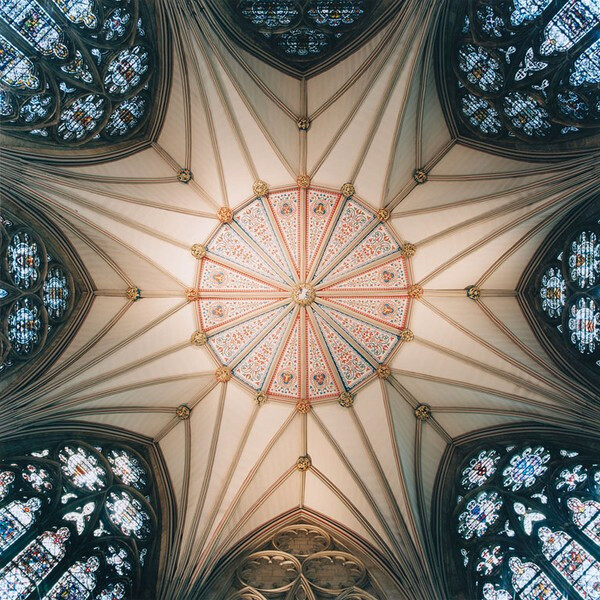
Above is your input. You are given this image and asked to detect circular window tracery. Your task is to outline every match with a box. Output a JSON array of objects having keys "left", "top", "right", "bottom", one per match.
[
  {"left": 443, "top": 438, "right": 600, "bottom": 600},
  {"left": 0, "top": 0, "right": 158, "bottom": 148},
  {"left": 0, "top": 210, "right": 75, "bottom": 377},
  {"left": 197, "top": 186, "right": 413, "bottom": 403},
  {"left": 440, "top": 0, "right": 600, "bottom": 154},
  {"left": 0, "top": 438, "right": 159, "bottom": 599}
]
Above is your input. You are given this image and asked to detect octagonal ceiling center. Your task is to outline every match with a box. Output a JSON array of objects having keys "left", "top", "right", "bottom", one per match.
[{"left": 196, "top": 186, "right": 413, "bottom": 403}]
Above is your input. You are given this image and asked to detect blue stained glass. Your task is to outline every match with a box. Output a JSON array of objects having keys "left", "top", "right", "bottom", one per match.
[
  {"left": 60, "top": 50, "right": 94, "bottom": 83},
  {"left": 56, "top": 94, "right": 106, "bottom": 141},
  {"left": 539, "top": 266, "right": 566, "bottom": 319},
  {"left": 50, "top": 0, "right": 98, "bottom": 28},
  {"left": 43, "top": 265, "right": 71, "bottom": 321},
  {"left": 477, "top": 5, "right": 506, "bottom": 38},
  {"left": 104, "top": 46, "right": 150, "bottom": 95},
  {"left": 7, "top": 297, "right": 45, "bottom": 356},
  {"left": 0, "top": 498, "right": 42, "bottom": 554},
  {"left": 460, "top": 94, "right": 503, "bottom": 134},
  {"left": 570, "top": 39, "right": 600, "bottom": 86},
  {"left": 568, "top": 230, "right": 599, "bottom": 288},
  {"left": 514, "top": 47, "right": 548, "bottom": 81},
  {"left": 307, "top": 1, "right": 365, "bottom": 27},
  {"left": 278, "top": 28, "right": 329, "bottom": 56},
  {"left": 458, "top": 45, "right": 504, "bottom": 92},
  {"left": 567, "top": 296, "right": 600, "bottom": 354},
  {"left": 101, "top": 8, "right": 132, "bottom": 41},
  {"left": 19, "top": 95, "right": 53, "bottom": 123},
  {"left": 0, "top": 35, "right": 40, "bottom": 89},
  {"left": 502, "top": 92, "right": 551, "bottom": 137},
  {"left": 510, "top": 0, "right": 553, "bottom": 26},
  {"left": 104, "top": 96, "right": 147, "bottom": 137},
  {"left": 6, "top": 230, "right": 43, "bottom": 290},
  {"left": 458, "top": 491, "right": 503, "bottom": 539},
  {"left": 557, "top": 90, "right": 590, "bottom": 120},
  {"left": 240, "top": 0, "right": 298, "bottom": 28},
  {"left": 0, "top": 0, "right": 69, "bottom": 58},
  {"left": 539, "top": 0, "right": 600, "bottom": 56},
  {"left": 502, "top": 446, "right": 550, "bottom": 491},
  {"left": 0, "top": 89, "right": 17, "bottom": 117}
]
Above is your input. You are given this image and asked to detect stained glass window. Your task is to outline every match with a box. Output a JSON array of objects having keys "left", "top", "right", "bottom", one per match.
[
  {"left": 0, "top": 439, "right": 157, "bottom": 598},
  {"left": 1, "top": 211, "right": 74, "bottom": 377},
  {"left": 532, "top": 212, "right": 600, "bottom": 378},
  {"left": 448, "top": 441, "right": 600, "bottom": 599},
  {"left": 225, "top": 0, "right": 380, "bottom": 72},
  {"left": 447, "top": 0, "right": 600, "bottom": 145},
  {"left": 0, "top": 0, "right": 157, "bottom": 147}
]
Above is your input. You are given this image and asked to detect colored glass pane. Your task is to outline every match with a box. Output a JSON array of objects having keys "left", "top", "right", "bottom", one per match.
[
  {"left": 567, "top": 296, "right": 600, "bottom": 354},
  {"left": 6, "top": 296, "right": 45, "bottom": 356},
  {"left": 307, "top": 1, "right": 365, "bottom": 27},
  {"left": 0, "top": 0, "right": 155, "bottom": 146},
  {"left": 460, "top": 94, "right": 503, "bottom": 135},
  {"left": 568, "top": 231, "right": 599, "bottom": 289},
  {"left": 458, "top": 491, "right": 503, "bottom": 540},
  {"left": 539, "top": 266, "right": 566, "bottom": 319},
  {"left": 502, "top": 446, "right": 550, "bottom": 491},
  {"left": 105, "top": 490, "right": 152, "bottom": 540},
  {"left": 508, "top": 557, "right": 565, "bottom": 600},
  {"left": 58, "top": 445, "right": 108, "bottom": 491},
  {"left": 0, "top": 472, "right": 15, "bottom": 502},
  {"left": 240, "top": 0, "right": 298, "bottom": 28},
  {"left": 0, "top": 498, "right": 42, "bottom": 553},
  {"left": 106, "top": 449, "right": 147, "bottom": 490},
  {"left": 22, "top": 464, "right": 53, "bottom": 493},
  {"left": 42, "top": 265, "right": 71, "bottom": 321},
  {"left": 6, "top": 229, "right": 44, "bottom": 290},
  {"left": 555, "top": 465, "right": 587, "bottom": 491},
  {"left": 567, "top": 497, "right": 600, "bottom": 546},
  {"left": 458, "top": 45, "right": 504, "bottom": 93},
  {"left": 43, "top": 556, "right": 99, "bottom": 599},
  {"left": 461, "top": 449, "right": 501, "bottom": 490},
  {"left": 476, "top": 545, "right": 503, "bottom": 575}
]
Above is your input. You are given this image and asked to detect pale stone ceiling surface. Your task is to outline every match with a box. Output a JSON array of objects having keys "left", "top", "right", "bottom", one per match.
[{"left": 1, "top": 0, "right": 599, "bottom": 598}]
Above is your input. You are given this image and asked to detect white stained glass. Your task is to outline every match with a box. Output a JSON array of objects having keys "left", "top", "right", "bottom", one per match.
[
  {"left": 51, "top": 0, "right": 97, "bottom": 28},
  {"left": 0, "top": 471, "right": 15, "bottom": 502},
  {"left": 63, "top": 501, "right": 95, "bottom": 534},
  {"left": 567, "top": 497, "right": 600, "bottom": 546},
  {"left": 570, "top": 39, "right": 600, "bottom": 85},
  {"left": 510, "top": 0, "right": 553, "bottom": 26},
  {"left": 42, "top": 556, "right": 99, "bottom": 600},
  {"left": 107, "top": 449, "right": 147, "bottom": 490},
  {"left": 513, "top": 502, "right": 546, "bottom": 535},
  {"left": 508, "top": 557, "right": 566, "bottom": 600},
  {"left": 58, "top": 445, "right": 107, "bottom": 491},
  {"left": 539, "top": 266, "right": 566, "bottom": 319},
  {"left": 502, "top": 446, "right": 551, "bottom": 491},
  {"left": 0, "top": 35, "right": 40, "bottom": 89},
  {"left": 106, "top": 490, "right": 151, "bottom": 539}
]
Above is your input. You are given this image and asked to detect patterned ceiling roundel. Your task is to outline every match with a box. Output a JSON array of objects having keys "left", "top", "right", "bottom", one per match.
[{"left": 197, "top": 186, "right": 412, "bottom": 402}]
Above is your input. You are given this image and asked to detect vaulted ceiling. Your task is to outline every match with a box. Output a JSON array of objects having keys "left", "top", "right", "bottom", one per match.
[{"left": 1, "top": 0, "right": 599, "bottom": 598}]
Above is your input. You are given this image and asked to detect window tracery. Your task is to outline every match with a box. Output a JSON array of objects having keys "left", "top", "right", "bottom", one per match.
[
  {"left": 0, "top": 211, "right": 75, "bottom": 377},
  {"left": 442, "top": 0, "right": 599, "bottom": 150},
  {"left": 527, "top": 208, "right": 600, "bottom": 385},
  {"left": 0, "top": 440, "right": 158, "bottom": 599},
  {"left": 0, "top": 0, "right": 157, "bottom": 147},
  {"left": 449, "top": 440, "right": 600, "bottom": 599}
]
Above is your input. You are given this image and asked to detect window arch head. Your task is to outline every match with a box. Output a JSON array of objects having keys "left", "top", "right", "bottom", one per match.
[
  {"left": 0, "top": 435, "right": 162, "bottom": 599},
  {"left": 436, "top": 429, "right": 600, "bottom": 600},
  {"left": 519, "top": 201, "right": 599, "bottom": 393},
  {"left": 0, "top": 204, "right": 85, "bottom": 382},
  {"left": 0, "top": 0, "right": 165, "bottom": 159},
  {"left": 437, "top": 0, "right": 600, "bottom": 158}
]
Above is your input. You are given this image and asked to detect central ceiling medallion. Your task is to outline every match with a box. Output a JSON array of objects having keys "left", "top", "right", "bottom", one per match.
[{"left": 196, "top": 186, "right": 413, "bottom": 403}]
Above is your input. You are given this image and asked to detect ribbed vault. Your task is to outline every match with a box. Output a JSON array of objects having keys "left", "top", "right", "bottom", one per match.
[{"left": 0, "top": 0, "right": 598, "bottom": 598}]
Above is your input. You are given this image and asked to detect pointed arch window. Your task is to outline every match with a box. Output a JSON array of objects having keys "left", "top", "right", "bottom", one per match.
[
  {"left": 0, "top": 210, "right": 75, "bottom": 377},
  {"left": 0, "top": 0, "right": 157, "bottom": 147},
  {"left": 439, "top": 0, "right": 600, "bottom": 154},
  {"left": 0, "top": 440, "right": 159, "bottom": 599},
  {"left": 447, "top": 441, "right": 600, "bottom": 599},
  {"left": 520, "top": 203, "right": 599, "bottom": 391}
]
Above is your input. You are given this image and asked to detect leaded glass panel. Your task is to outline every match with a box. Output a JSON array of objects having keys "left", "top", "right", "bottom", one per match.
[
  {"left": 0, "top": 0, "right": 158, "bottom": 147},
  {"left": 0, "top": 439, "right": 158, "bottom": 598},
  {"left": 446, "top": 0, "right": 600, "bottom": 146},
  {"left": 448, "top": 440, "right": 600, "bottom": 599},
  {"left": 0, "top": 210, "right": 75, "bottom": 377}
]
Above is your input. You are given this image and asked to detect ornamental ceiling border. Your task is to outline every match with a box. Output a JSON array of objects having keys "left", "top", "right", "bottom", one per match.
[
  {"left": 0, "top": 189, "right": 94, "bottom": 396},
  {"left": 0, "top": 420, "right": 177, "bottom": 599},
  {"left": 0, "top": 0, "right": 172, "bottom": 166},
  {"left": 516, "top": 196, "right": 599, "bottom": 395},
  {"left": 433, "top": 0, "right": 600, "bottom": 162},
  {"left": 430, "top": 422, "right": 600, "bottom": 600},
  {"left": 197, "top": 0, "right": 406, "bottom": 79}
]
